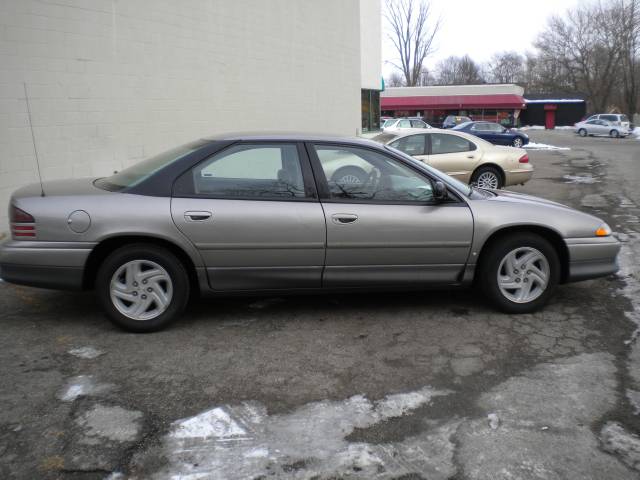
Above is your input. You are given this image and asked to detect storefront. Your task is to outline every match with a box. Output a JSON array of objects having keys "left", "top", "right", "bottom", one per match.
[
  {"left": 381, "top": 84, "right": 526, "bottom": 128},
  {"left": 519, "top": 94, "right": 587, "bottom": 128}
]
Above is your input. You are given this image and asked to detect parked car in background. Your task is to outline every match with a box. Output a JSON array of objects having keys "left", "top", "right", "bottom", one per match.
[
  {"left": 585, "top": 113, "right": 631, "bottom": 129},
  {"left": 0, "top": 133, "right": 618, "bottom": 332},
  {"left": 382, "top": 118, "right": 431, "bottom": 132},
  {"left": 453, "top": 121, "right": 530, "bottom": 147},
  {"left": 372, "top": 129, "right": 532, "bottom": 189},
  {"left": 443, "top": 115, "right": 471, "bottom": 129},
  {"left": 574, "top": 119, "right": 630, "bottom": 138}
]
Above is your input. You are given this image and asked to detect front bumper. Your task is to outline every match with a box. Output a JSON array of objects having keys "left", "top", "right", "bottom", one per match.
[
  {"left": 565, "top": 237, "right": 621, "bottom": 282},
  {"left": 0, "top": 240, "right": 95, "bottom": 290}
]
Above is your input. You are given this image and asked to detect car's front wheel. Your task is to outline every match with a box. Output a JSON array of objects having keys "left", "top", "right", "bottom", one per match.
[
  {"left": 479, "top": 233, "right": 560, "bottom": 314},
  {"left": 610, "top": 129, "right": 620, "bottom": 138},
  {"left": 96, "top": 244, "right": 190, "bottom": 332},
  {"left": 512, "top": 137, "right": 524, "bottom": 147},
  {"left": 578, "top": 128, "right": 587, "bottom": 137}
]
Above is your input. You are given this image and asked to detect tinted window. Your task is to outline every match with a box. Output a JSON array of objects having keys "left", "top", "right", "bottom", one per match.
[
  {"left": 314, "top": 145, "right": 434, "bottom": 203},
  {"left": 601, "top": 115, "right": 617, "bottom": 122},
  {"left": 471, "top": 123, "right": 489, "bottom": 131},
  {"left": 184, "top": 144, "right": 306, "bottom": 199},
  {"left": 389, "top": 134, "right": 426, "bottom": 156},
  {"left": 410, "top": 120, "right": 426, "bottom": 128},
  {"left": 430, "top": 133, "right": 476, "bottom": 154},
  {"left": 95, "top": 140, "right": 206, "bottom": 191}
]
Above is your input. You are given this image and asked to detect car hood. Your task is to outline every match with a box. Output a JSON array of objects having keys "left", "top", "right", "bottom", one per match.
[
  {"left": 11, "top": 177, "right": 111, "bottom": 199},
  {"left": 485, "top": 189, "right": 569, "bottom": 209}
]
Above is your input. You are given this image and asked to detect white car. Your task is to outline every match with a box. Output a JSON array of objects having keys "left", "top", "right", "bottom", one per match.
[
  {"left": 575, "top": 119, "right": 630, "bottom": 138},
  {"left": 585, "top": 113, "right": 630, "bottom": 129},
  {"left": 382, "top": 118, "right": 431, "bottom": 132},
  {"left": 373, "top": 128, "right": 533, "bottom": 189}
]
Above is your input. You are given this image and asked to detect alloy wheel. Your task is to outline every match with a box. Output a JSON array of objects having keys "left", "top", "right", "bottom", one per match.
[
  {"left": 497, "top": 247, "right": 550, "bottom": 304},
  {"left": 338, "top": 174, "right": 363, "bottom": 185},
  {"left": 110, "top": 260, "right": 173, "bottom": 321},
  {"left": 513, "top": 138, "right": 523, "bottom": 147},
  {"left": 476, "top": 171, "right": 500, "bottom": 189}
]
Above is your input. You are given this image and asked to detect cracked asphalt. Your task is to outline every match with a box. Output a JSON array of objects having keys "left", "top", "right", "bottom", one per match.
[{"left": 0, "top": 130, "right": 639, "bottom": 479}]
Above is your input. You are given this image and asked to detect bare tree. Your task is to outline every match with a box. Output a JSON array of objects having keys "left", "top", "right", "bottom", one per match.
[
  {"left": 436, "top": 55, "right": 485, "bottom": 85},
  {"left": 534, "top": 2, "right": 624, "bottom": 112},
  {"left": 386, "top": 71, "right": 406, "bottom": 87},
  {"left": 384, "top": 0, "right": 441, "bottom": 86},
  {"left": 486, "top": 51, "right": 525, "bottom": 84},
  {"left": 616, "top": 0, "right": 640, "bottom": 116}
]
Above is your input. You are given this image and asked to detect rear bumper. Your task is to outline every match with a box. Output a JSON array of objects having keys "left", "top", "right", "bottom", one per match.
[
  {"left": 565, "top": 237, "right": 621, "bottom": 282},
  {"left": 0, "top": 240, "right": 94, "bottom": 290},
  {"left": 505, "top": 168, "right": 533, "bottom": 186}
]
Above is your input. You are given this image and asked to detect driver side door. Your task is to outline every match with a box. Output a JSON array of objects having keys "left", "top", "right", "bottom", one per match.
[{"left": 307, "top": 143, "right": 473, "bottom": 287}]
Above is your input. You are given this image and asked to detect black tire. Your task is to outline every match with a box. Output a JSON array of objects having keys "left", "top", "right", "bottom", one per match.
[
  {"left": 479, "top": 233, "right": 560, "bottom": 314},
  {"left": 96, "top": 244, "right": 190, "bottom": 332},
  {"left": 471, "top": 165, "right": 504, "bottom": 189},
  {"left": 331, "top": 166, "right": 368, "bottom": 186},
  {"left": 610, "top": 129, "right": 620, "bottom": 138},
  {"left": 512, "top": 137, "right": 524, "bottom": 147},
  {"left": 578, "top": 128, "right": 587, "bottom": 137}
]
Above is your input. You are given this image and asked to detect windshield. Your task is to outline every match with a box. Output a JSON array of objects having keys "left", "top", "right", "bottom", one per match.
[
  {"left": 621, "top": 115, "right": 629, "bottom": 122},
  {"left": 371, "top": 132, "right": 399, "bottom": 144},
  {"left": 384, "top": 145, "right": 473, "bottom": 197},
  {"left": 383, "top": 119, "right": 397, "bottom": 128},
  {"left": 452, "top": 122, "right": 472, "bottom": 130},
  {"left": 95, "top": 140, "right": 206, "bottom": 191}
]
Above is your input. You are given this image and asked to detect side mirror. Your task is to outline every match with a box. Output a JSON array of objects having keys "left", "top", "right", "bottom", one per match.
[{"left": 434, "top": 181, "right": 448, "bottom": 201}]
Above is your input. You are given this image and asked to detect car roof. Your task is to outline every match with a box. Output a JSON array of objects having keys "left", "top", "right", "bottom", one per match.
[
  {"left": 202, "top": 131, "right": 384, "bottom": 148},
  {"left": 380, "top": 127, "right": 494, "bottom": 146}
]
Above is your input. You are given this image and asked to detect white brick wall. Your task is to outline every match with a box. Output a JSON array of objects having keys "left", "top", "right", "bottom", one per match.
[{"left": 0, "top": 0, "right": 378, "bottom": 231}]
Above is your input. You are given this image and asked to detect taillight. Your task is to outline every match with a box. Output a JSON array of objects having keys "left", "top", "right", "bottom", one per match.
[
  {"left": 518, "top": 154, "right": 529, "bottom": 163},
  {"left": 10, "top": 205, "right": 35, "bottom": 238}
]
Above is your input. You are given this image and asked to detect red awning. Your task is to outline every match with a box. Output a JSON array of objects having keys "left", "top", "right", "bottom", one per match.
[{"left": 381, "top": 94, "right": 526, "bottom": 110}]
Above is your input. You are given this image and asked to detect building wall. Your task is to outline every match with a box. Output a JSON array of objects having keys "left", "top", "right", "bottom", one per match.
[
  {"left": 359, "top": 0, "right": 381, "bottom": 91},
  {"left": 520, "top": 102, "right": 587, "bottom": 127},
  {"left": 0, "top": 0, "right": 374, "bottom": 231}
]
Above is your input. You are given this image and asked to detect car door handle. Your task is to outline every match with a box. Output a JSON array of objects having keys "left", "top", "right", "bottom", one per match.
[
  {"left": 184, "top": 211, "right": 212, "bottom": 222},
  {"left": 331, "top": 213, "right": 358, "bottom": 225},
  {"left": 467, "top": 155, "right": 475, "bottom": 159}
]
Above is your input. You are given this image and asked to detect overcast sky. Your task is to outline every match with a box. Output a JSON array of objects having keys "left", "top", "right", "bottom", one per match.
[{"left": 381, "top": 0, "right": 582, "bottom": 77}]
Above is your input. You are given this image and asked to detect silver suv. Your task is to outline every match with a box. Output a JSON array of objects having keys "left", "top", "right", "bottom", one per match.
[{"left": 585, "top": 113, "right": 630, "bottom": 129}]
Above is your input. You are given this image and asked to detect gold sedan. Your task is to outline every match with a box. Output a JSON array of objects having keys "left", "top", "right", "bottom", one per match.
[{"left": 372, "top": 128, "right": 533, "bottom": 189}]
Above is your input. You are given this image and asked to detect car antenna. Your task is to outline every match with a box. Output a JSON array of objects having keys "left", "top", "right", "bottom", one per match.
[{"left": 23, "top": 82, "right": 45, "bottom": 197}]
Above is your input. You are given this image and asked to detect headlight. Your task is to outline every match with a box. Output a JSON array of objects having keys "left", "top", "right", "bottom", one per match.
[{"left": 595, "top": 223, "right": 612, "bottom": 237}]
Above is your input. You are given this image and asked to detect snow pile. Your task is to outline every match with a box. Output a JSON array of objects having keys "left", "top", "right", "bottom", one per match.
[
  {"left": 519, "top": 125, "right": 574, "bottom": 131},
  {"left": 524, "top": 142, "right": 571, "bottom": 151},
  {"left": 632, "top": 127, "right": 640, "bottom": 140}
]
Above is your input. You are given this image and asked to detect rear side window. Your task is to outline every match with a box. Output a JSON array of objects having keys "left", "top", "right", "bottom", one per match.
[
  {"left": 174, "top": 144, "right": 308, "bottom": 199},
  {"left": 430, "top": 133, "right": 476, "bottom": 154},
  {"left": 397, "top": 120, "right": 411, "bottom": 128},
  {"left": 601, "top": 114, "right": 617, "bottom": 122},
  {"left": 410, "top": 120, "right": 425, "bottom": 128}
]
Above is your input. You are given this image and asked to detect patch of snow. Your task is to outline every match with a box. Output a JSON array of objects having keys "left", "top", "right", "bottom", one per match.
[
  {"left": 563, "top": 174, "right": 599, "bottom": 184},
  {"left": 519, "top": 125, "right": 545, "bottom": 131},
  {"left": 524, "top": 142, "right": 571, "bottom": 151},
  {"left": 58, "top": 375, "right": 111, "bottom": 402},
  {"left": 600, "top": 421, "right": 640, "bottom": 471},
  {"left": 154, "top": 387, "right": 455, "bottom": 479},
  {"left": 487, "top": 413, "right": 500, "bottom": 430},
  {"left": 76, "top": 405, "right": 143, "bottom": 442},
  {"left": 68, "top": 346, "right": 105, "bottom": 359},
  {"left": 632, "top": 127, "right": 640, "bottom": 140}
]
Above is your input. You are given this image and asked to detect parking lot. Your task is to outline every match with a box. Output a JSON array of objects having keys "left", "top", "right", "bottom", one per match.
[{"left": 0, "top": 129, "right": 639, "bottom": 479}]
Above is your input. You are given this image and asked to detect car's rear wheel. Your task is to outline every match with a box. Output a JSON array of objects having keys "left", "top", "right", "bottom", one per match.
[
  {"left": 472, "top": 166, "right": 503, "bottom": 189},
  {"left": 96, "top": 244, "right": 190, "bottom": 332},
  {"left": 610, "top": 129, "right": 620, "bottom": 138},
  {"left": 479, "top": 233, "right": 560, "bottom": 313},
  {"left": 578, "top": 128, "right": 587, "bottom": 137},
  {"left": 512, "top": 137, "right": 524, "bottom": 147}
]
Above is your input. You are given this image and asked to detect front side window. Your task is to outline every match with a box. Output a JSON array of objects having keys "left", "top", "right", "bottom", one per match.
[
  {"left": 389, "top": 134, "right": 426, "bottom": 156},
  {"left": 176, "top": 143, "right": 307, "bottom": 199},
  {"left": 313, "top": 145, "right": 434, "bottom": 203},
  {"left": 430, "top": 133, "right": 476, "bottom": 155}
]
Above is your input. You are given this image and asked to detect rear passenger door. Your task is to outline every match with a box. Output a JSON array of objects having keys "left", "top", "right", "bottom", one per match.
[
  {"left": 171, "top": 142, "right": 326, "bottom": 291},
  {"left": 425, "top": 133, "right": 479, "bottom": 182}
]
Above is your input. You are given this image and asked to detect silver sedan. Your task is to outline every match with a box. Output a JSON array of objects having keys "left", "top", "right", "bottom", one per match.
[
  {"left": 575, "top": 119, "right": 630, "bottom": 138},
  {"left": 0, "top": 134, "right": 620, "bottom": 332}
]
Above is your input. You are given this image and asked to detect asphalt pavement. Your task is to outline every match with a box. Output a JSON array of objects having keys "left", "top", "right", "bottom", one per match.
[{"left": 0, "top": 129, "right": 639, "bottom": 479}]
